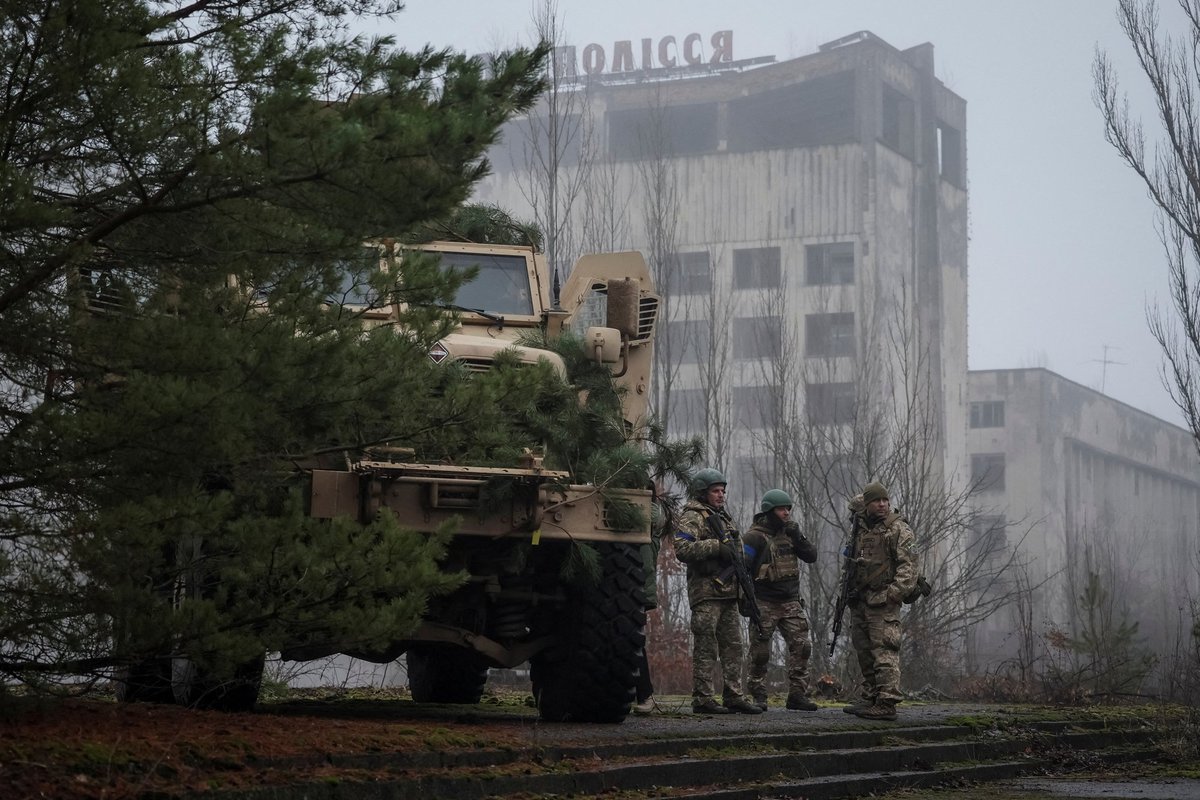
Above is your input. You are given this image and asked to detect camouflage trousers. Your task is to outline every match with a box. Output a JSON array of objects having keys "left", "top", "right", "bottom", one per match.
[
  {"left": 690, "top": 598, "right": 745, "bottom": 702},
  {"left": 849, "top": 600, "right": 903, "bottom": 704},
  {"left": 746, "top": 597, "right": 812, "bottom": 701}
]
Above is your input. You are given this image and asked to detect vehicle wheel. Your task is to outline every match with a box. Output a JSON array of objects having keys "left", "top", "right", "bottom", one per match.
[
  {"left": 531, "top": 542, "right": 645, "bottom": 723},
  {"left": 114, "top": 657, "right": 177, "bottom": 705},
  {"left": 407, "top": 644, "right": 490, "bottom": 704},
  {"left": 174, "top": 653, "right": 265, "bottom": 712}
]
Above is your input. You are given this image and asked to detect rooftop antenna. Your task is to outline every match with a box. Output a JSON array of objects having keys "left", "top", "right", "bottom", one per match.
[{"left": 1091, "top": 345, "right": 1126, "bottom": 393}]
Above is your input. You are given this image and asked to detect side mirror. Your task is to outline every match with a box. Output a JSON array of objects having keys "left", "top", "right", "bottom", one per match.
[{"left": 584, "top": 326, "right": 622, "bottom": 364}]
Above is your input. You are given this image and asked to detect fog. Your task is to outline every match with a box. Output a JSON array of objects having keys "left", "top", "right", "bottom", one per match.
[{"left": 381, "top": 0, "right": 1186, "bottom": 428}]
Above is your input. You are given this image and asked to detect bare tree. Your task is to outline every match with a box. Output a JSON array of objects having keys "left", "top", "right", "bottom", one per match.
[
  {"left": 1095, "top": 0, "right": 1200, "bottom": 456},
  {"left": 739, "top": 277, "right": 1041, "bottom": 691},
  {"left": 695, "top": 241, "right": 735, "bottom": 473},
  {"left": 635, "top": 91, "right": 684, "bottom": 432},
  {"left": 518, "top": 0, "right": 593, "bottom": 289},
  {"left": 579, "top": 116, "right": 631, "bottom": 254}
]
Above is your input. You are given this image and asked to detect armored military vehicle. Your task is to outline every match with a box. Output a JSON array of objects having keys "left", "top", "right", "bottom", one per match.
[{"left": 283, "top": 241, "right": 661, "bottom": 722}]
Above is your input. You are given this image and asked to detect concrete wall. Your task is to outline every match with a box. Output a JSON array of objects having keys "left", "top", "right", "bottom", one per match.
[{"left": 967, "top": 368, "right": 1200, "bottom": 669}]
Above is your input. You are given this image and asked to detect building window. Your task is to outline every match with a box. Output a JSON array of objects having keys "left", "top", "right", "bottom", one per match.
[
  {"left": 669, "top": 251, "right": 712, "bottom": 295},
  {"left": 733, "top": 247, "right": 781, "bottom": 290},
  {"left": 807, "top": 452, "right": 860, "bottom": 500},
  {"left": 969, "top": 401, "right": 1005, "bottom": 428},
  {"left": 971, "top": 453, "right": 1006, "bottom": 492},
  {"left": 664, "top": 319, "right": 710, "bottom": 364},
  {"left": 970, "top": 515, "right": 1007, "bottom": 558},
  {"left": 938, "top": 122, "right": 964, "bottom": 187},
  {"left": 805, "top": 312, "right": 855, "bottom": 357},
  {"left": 733, "top": 455, "right": 772, "bottom": 503},
  {"left": 969, "top": 515, "right": 1008, "bottom": 593},
  {"left": 734, "top": 385, "right": 773, "bottom": 429},
  {"left": 733, "top": 316, "right": 782, "bottom": 360},
  {"left": 806, "top": 243, "right": 855, "bottom": 285},
  {"left": 881, "top": 84, "right": 915, "bottom": 158},
  {"left": 608, "top": 103, "right": 719, "bottom": 160},
  {"left": 728, "top": 70, "right": 856, "bottom": 152},
  {"left": 806, "top": 381, "right": 856, "bottom": 425},
  {"left": 666, "top": 388, "right": 706, "bottom": 434}
]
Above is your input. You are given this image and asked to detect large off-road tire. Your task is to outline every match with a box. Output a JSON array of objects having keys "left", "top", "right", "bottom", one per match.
[
  {"left": 407, "top": 644, "right": 490, "bottom": 704},
  {"left": 531, "top": 542, "right": 646, "bottom": 723},
  {"left": 174, "top": 654, "right": 265, "bottom": 712},
  {"left": 114, "top": 657, "right": 177, "bottom": 705}
]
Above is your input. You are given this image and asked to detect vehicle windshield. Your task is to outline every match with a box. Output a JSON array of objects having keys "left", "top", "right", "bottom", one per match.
[{"left": 435, "top": 251, "right": 535, "bottom": 316}]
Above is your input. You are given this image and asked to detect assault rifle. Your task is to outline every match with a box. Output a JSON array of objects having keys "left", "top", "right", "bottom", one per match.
[
  {"left": 706, "top": 513, "right": 763, "bottom": 634},
  {"left": 829, "top": 513, "right": 861, "bottom": 655}
]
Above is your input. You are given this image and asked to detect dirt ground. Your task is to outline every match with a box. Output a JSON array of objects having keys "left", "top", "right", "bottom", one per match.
[
  {"left": 0, "top": 689, "right": 1187, "bottom": 800},
  {"left": 0, "top": 688, "right": 538, "bottom": 799}
]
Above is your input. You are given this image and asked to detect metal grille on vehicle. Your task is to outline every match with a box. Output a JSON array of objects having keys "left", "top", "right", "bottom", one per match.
[
  {"left": 455, "top": 357, "right": 495, "bottom": 372},
  {"left": 587, "top": 281, "right": 659, "bottom": 342}
]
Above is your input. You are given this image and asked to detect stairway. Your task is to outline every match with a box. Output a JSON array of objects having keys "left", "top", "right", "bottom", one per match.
[{"left": 201, "top": 709, "right": 1161, "bottom": 799}]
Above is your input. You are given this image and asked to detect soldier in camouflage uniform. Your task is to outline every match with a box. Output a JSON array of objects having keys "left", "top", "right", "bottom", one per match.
[
  {"left": 845, "top": 481, "right": 918, "bottom": 721},
  {"left": 673, "top": 468, "right": 762, "bottom": 715},
  {"left": 742, "top": 489, "right": 819, "bottom": 711}
]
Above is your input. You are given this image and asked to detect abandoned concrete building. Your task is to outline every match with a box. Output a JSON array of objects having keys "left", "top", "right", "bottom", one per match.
[
  {"left": 966, "top": 368, "right": 1200, "bottom": 671},
  {"left": 471, "top": 29, "right": 1198, "bottom": 676},
  {"left": 475, "top": 29, "right": 969, "bottom": 514}
]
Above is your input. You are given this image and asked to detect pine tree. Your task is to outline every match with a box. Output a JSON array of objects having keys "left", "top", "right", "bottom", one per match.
[{"left": 0, "top": 1, "right": 547, "bottom": 688}]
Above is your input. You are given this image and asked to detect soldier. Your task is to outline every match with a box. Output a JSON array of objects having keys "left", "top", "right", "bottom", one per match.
[
  {"left": 742, "top": 489, "right": 819, "bottom": 711},
  {"left": 845, "top": 481, "right": 918, "bottom": 721},
  {"left": 673, "top": 468, "right": 763, "bottom": 715}
]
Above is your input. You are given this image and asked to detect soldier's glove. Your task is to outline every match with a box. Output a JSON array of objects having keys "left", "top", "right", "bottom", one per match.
[{"left": 717, "top": 543, "right": 736, "bottom": 564}]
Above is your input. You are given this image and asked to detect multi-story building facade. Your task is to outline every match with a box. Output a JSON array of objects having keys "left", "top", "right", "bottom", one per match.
[
  {"left": 966, "top": 368, "right": 1200, "bottom": 671},
  {"left": 475, "top": 30, "right": 969, "bottom": 522}
]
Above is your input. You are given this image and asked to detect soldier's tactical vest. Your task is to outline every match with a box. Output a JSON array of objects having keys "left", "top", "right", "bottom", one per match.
[
  {"left": 853, "top": 511, "right": 902, "bottom": 593},
  {"left": 759, "top": 528, "right": 801, "bottom": 583}
]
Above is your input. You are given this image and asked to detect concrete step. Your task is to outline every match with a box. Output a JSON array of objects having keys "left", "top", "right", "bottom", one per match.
[{"left": 205, "top": 719, "right": 1160, "bottom": 799}]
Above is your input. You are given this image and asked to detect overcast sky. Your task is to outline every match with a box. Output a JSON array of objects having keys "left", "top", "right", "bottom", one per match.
[{"left": 378, "top": 0, "right": 1185, "bottom": 427}]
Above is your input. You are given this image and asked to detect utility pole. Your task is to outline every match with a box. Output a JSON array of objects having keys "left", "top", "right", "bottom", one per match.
[{"left": 1091, "top": 344, "right": 1126, "bottom": 393}]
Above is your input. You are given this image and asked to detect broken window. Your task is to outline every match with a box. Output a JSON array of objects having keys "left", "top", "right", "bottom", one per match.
[
  {"left": 970, "top": 515, "right": 1008, "bottom": 560},
  {"left": 665, "top": 319, "right": 711, "bottom": 364},
  {"left": 608, "top": 103, "right": 718, "bottom": 159},
  {"left": 969, "top": 401, "right": 1005, "bottom": 429},
  {"left": 938, "top": 122, "right": 964, "bottom": 187},
  {"left": 734, "top": 384, "right": 773, "bottom": 429},
  {"left": 728, "top": 70, "right": 856, "bottom": 152},
  {"left": 733, "top": 316, "right": 782, "bottom": 360},
  {"left": 880, "top": 84, "right": 915, "bottom": 158},
  {"left": 971, "top": 453, "right": 1006, "bottom": 492},
  {"left": 666, "top": 387, "right": 707, "bottom": 434},
  {"left": 733, "top": 247, "right": 781, "bottom": 290},
  {"left": 668, "top": 251, "right": 712, "bottom": 295},
  {"left": 805, "top": 312, "right": 855, "bottom": 357},
  {"left": 806, "top": 242, "right": 855, "bottom": 285},
  {"left": 806, "top": 381, "right": 856, "bottom": 425}
]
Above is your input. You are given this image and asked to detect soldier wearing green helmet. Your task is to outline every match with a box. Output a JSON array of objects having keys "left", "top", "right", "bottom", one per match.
[
  {"left": 741, "top": 488, "right": 819, "bottom": 711},
  {"left": 672, "top": 468, "right": 762, "bottom": 715},
  {"left": 842, "top": 480, "right": 918, "bottom": 722}
]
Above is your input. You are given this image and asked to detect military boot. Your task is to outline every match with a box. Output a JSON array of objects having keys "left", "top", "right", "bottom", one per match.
[
  {"left": 851, "top": 702, "right": 897, "bottom": 721},
  {"left": 786, "top": 693, "right": 819, "bottom": 711},
  {"left": 751, "top": 693, "right": 768, "bottom": 712},
  {"left": 724, "top": 695, "right": 764, "bottom": 715},
  {"left": 692, "top": 698, "right": 733, "bottom": 715},
  {"left": 842, "top": 697, "right": 874, "bottom": 714}
]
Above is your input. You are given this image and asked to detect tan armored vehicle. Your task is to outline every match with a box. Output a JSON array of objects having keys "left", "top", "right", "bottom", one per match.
[{"left": 285, "top": 242, "right": 661, "bottom": 723}]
